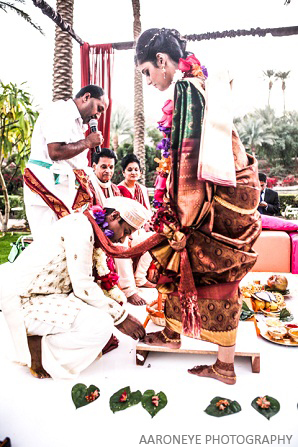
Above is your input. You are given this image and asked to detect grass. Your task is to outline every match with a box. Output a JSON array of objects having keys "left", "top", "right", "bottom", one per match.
[{"left": 0, "top": 232, "right": 28, "bottom": 264}]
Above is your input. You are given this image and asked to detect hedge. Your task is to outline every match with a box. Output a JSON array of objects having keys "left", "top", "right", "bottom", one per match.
[
  {"left": 0, "top": 195, "right": 23, "bottom": 212},
  {"left": 278, "top": 193, "right": 298, "bottom": 212}
]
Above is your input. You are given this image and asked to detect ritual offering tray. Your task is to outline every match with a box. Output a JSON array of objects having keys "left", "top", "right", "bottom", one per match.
[{"left": 240, "top": 275, "right": 290, "bottom": 314}]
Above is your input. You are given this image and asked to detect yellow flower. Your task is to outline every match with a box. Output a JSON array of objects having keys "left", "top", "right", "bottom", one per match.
[{"left": 192, "top": 64, "right": 203, "bottom": 78}]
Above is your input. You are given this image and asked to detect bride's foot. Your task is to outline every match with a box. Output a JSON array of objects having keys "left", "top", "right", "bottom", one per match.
[
  {"left": 188, "top": 359, "right": 236, "bottom": 385},
  {"left": 143, "top": 328, "right": 181, "bottom": 349},
  {"left": 140, "top": 280, "right": 156, "bottom": 289}
]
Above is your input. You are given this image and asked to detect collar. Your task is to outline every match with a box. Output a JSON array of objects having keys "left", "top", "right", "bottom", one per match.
[
  {"left": 97, "top": 178, "right": 112, "bottom": 189},
  {"left": 69, "top": 99, "right": 88, "bottom": 132}
]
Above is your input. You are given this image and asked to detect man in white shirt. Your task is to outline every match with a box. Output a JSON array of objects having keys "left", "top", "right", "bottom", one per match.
[
  {"left": 0, "top": 197, "right": 148, "bottom": 380},
  {"left": 24, "top": 85, "right": 108, "bottom": 239}
]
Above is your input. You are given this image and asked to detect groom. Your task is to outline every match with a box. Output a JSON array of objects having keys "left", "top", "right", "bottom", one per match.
[{"left": 0, "top": 197, "right": 149, "bottom": 380}]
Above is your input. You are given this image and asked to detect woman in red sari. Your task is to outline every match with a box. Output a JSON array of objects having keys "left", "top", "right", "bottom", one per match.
[
  {"left": 135, "top": 28, "right": 262, "bottom": 385},
  {"left": 118, "top": 153, "right": 151, "bottom": 211}
]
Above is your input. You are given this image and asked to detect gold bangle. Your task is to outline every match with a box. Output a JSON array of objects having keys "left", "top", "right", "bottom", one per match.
[
  {"left": 161, "top": 331, "right": 181, "bottom": 343},
  {"left": 214, "top": 195, "right": 259, "bottom": 215}
]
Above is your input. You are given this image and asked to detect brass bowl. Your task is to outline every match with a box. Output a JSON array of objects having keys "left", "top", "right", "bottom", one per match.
[
  {"left": 288, "top": 328, "right": 298, "bottom": 343},
  {"left": 267, "top": 327, "right": 287, "bottom": 340}
]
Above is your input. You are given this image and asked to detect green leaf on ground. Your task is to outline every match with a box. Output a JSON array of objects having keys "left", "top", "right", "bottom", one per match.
[
  {"left": 141, "top": 390, "right": 167, "bottom": 418},
  {"left": 110, "top": 386, "right": 142, "bottom": 413},
  {"left": 205, "top": 396, "right": 241, "bottom": 417},
  {"left": 71, "top": 383, "right": 100, "bottom": 409},
  {"left": 251, "top": 395, "right": 280, "bottom": 420}
]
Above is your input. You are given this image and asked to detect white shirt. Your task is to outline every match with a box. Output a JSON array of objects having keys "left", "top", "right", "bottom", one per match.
[{"left": 24, "top": 99, "right": 89, "bottom": 210}]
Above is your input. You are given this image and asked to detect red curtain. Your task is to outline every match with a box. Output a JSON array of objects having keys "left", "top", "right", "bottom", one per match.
[{"left": 80, "top": 43, "right": 114, "bottom": 163}]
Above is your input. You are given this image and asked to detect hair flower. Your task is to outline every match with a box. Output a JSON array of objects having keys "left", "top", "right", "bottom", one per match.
[{"left": 178, "top": 54, "right": 208, "bottom": 80}]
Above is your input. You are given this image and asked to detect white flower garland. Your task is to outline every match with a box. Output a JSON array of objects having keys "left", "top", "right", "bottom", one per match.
[
  {"left": 93, "top": 247, "right": 109, "bottom": 277},
  {"left": 172, "top": 69, "right": 183, "bottom": 84},
  {"left": 93, "top": 247, "right": 127, "bottom": 305}
]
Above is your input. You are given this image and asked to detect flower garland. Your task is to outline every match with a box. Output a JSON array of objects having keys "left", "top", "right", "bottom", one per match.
[
  {"left": 91, "top": 205, "right": 115, "bottom": 239},
  {"left": 91, "top": 205, "right": 126, "bottom": 306},
  {"left": 153, "top": 54, "right": 208, "bottom": 208}
]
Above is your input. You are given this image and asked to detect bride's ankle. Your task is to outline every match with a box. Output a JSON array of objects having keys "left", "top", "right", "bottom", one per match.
[
  {"left": 214, "top": 358, "right": 235, "bottom": 376},
  {"left": 163, "top": 327, "right": 180, "bottom": 339}
]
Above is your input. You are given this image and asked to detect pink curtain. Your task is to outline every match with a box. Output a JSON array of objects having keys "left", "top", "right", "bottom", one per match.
[{"left": 80, "top": 43, "right": 114, "bottom": 163}]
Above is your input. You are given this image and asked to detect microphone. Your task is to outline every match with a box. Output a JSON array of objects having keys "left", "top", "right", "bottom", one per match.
[{"left": 89, "top": 118, "right": 101, "bottom": 154}]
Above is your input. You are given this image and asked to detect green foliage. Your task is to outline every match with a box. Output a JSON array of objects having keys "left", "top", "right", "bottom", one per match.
[
  {"left": 0, "top": 1, "right": 44, "bottom": 34},
  {"left": 109, "top": 386, "right": 142, "bottom": 413},
  {"left": 251, "top": 396, "right": 280, "bottom": 420},
  {"left": 204, "top": 397, "right": 241, "bottom": 417},
  {"left": 113, "top": 141, "right": 161, "bottom": 187},
  {"left": 141, "top": 390, "right": 168, "bottom": 418},
  {"left": 0, "top": 195, "right": 23, "bottom": 212},
  {"left": 235, "top": 109, "right": 275, "bottom": 157},
  {"left": 235, "top": 107, "right": 298, "bottom": 177},
  {"left": 71, "top": 384, "right": 100, "bottom": 409},
  {"left": 279, "top": 194, "right": 298, "bottom": 214},
  {"left": 0, "top": 81, "right": 38, "bottom": 171},
  {"left": 0, "top": 82, "right": 38, "bottom": 231}
]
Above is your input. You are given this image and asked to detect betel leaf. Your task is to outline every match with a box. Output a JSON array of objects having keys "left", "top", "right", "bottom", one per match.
[
  {"left": 251, "top": 395, "right": 280, "bottom": 420},
  {"left": 109, "top": 386, "right": 142, "bottom": 413},
  {"left": 240, "top": 301, "right": 255, "bottom": 321},
  {"left": 141, "top": 390, "right": 168, "bottom": 418},
  {"left": 279, "top": 308, "right": 294, "bottom": 322},
  {"left": 204, "top": 396, "right": 241, "bottom": 417},
  {"left": 71, "top": 383, "right": 100, "bottom": 409}
]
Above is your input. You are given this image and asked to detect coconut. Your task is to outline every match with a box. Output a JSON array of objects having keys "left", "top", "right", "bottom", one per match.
[{"left": 267, "top": 275, "right": 288, "bottom": 292}]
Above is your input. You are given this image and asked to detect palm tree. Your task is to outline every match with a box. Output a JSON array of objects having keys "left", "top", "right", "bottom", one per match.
[
  {"left": 110, "top": 107, "right": 133, "bottom": 151},
  {"left": 275, "top": 71, "right": 290, "bottom": 113},
  {"left": 254, "top": 106, "right": 277, "bottom": 128},
  {"left": 236, "top": 116, "right": 275, "bottom": 158},
  {"left": 131, "top": 0, "right": 146, "bottom": 184},
  {"left": 263, "top": 70, "right": 275, "bottom": 106},
  {"left": 52, "top": 0, "right": 74, "bottom": 101},
  {"left": 0, "top": 0, "right": 43, "bottom": 33}
]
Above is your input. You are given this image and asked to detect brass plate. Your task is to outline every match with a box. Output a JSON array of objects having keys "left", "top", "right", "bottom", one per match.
[{"left": 261, "top": 331, "right": 298, "bottom": 347}]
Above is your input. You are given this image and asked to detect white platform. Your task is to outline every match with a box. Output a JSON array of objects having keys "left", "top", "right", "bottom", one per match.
[{"left": 136, "top": 320, "right": 260, "bottom": 372}]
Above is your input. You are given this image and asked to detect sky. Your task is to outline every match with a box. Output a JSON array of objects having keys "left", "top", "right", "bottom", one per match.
[{"left": 0, "top": 0, "right": 298, "bottom": 126}]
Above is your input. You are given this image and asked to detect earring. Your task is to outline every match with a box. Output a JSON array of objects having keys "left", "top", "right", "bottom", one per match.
[{"left": 162, "top": 65, "right": 166, "bottom": 79}]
